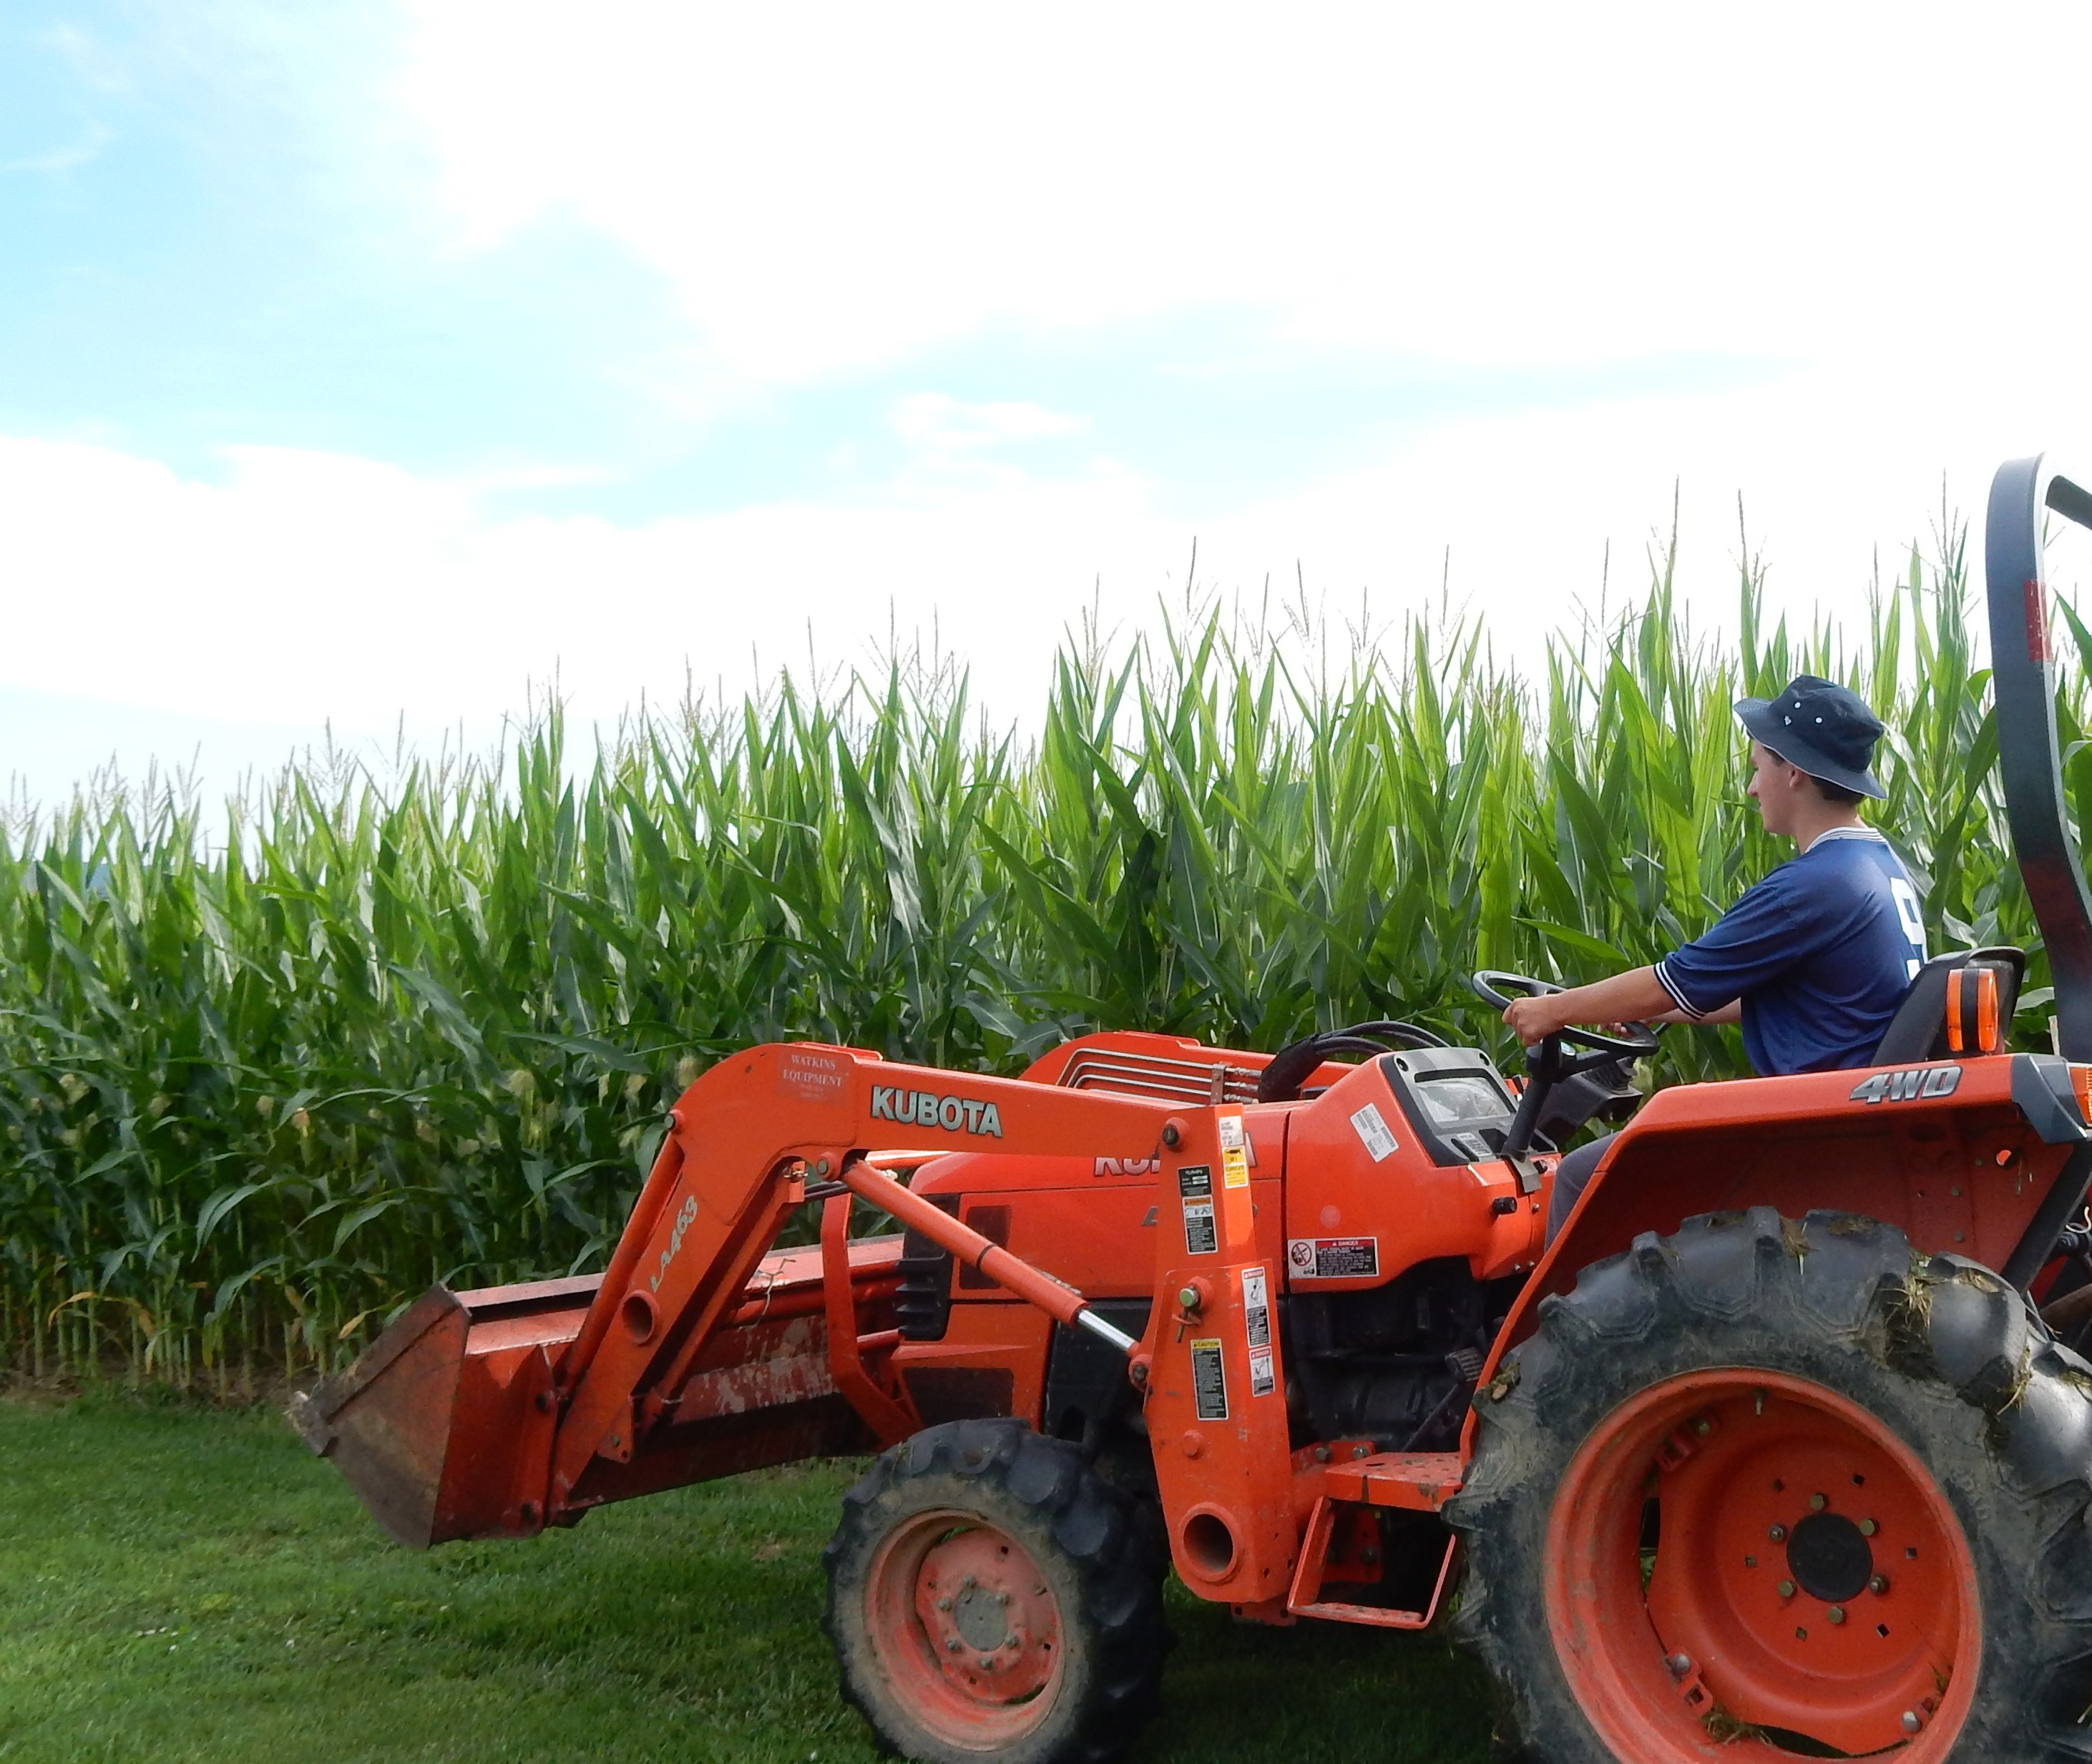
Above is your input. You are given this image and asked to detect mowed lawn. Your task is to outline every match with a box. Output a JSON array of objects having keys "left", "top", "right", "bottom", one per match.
[{"left": 0, "top": 1396, "right": 1496, "bottom": 1764}]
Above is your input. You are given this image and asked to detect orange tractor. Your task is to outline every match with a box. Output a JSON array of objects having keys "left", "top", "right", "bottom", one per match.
[{"left": 298, "top": 457, "right": 2092, "bottom": 1763}]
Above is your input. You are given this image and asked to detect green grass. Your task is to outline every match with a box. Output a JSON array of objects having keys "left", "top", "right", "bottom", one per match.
[{"left": 0, "top": 1396, "right": 1495, "bottom": 1763}]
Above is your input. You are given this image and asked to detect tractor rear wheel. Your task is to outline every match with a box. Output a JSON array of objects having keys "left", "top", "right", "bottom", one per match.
[
  {"left": 823, "top": 1418, "right": 1169, "bottom": 1764},
  {"left": 1449, "top": 1208, "right": 2092, "bottom": 1762}
]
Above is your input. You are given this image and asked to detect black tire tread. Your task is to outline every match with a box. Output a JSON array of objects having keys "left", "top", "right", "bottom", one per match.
[
  {"left": 822, "top": 1418, "right": 1170, "bottom": 1764},
  {"left": 1447, "top": 1207, "right": 2092, "bottom": 1762}
]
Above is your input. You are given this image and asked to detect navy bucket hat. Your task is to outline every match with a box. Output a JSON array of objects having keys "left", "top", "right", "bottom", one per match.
[{"left": 1735, "top": 674, "right": 1888, "bottom": 800}]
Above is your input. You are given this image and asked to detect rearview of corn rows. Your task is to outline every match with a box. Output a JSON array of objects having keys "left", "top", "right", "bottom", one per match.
[{"left": 1, "top": 521, "right": 2078, "bottom": 1387}]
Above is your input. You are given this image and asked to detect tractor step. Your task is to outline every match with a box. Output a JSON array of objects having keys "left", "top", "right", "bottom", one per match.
[
  {"left": 1321, "top": 1449, "right": 1464, "bottom": 1510},
  {"left": 1286, "top": 1492, "right": 1460, "bottom": 1630},
  {"left": 1284, "top": 1454, "right": 1466, "bottom": 1630}
]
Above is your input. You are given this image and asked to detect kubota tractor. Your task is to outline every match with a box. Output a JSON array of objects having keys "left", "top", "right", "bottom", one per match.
[{"left": 296, "top": 456, "right": 2092, "bottom": 1762}]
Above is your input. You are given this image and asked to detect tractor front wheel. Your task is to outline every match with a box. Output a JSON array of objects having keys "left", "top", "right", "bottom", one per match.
[
  {"left": 823, "top": 1418, "right": 1169, "bottom": 1764},
  {"left": 1450, "top": 1208, "right": 2092, "bottom": 1762}
]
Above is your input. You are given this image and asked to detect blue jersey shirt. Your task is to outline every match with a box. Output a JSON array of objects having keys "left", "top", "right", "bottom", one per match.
[{"left": 1653, "top": 827, "right": 1926, "bottom": 1075}]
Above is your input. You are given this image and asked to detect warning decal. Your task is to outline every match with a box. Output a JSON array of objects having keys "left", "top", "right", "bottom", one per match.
[
  {"left": 1191, "top": 1337, "right": 1228, "bottom": 1420},
  {"left": 1218, "top": 1113, "right": 1251, "bottom": 1188},
  {"left": 1286, "top": 1236, "right": 1381, "bottom": 1280},
  {"left": 1178, "top": 1165, "right": 1218, "bottom": 1255},
  {"left": 1349, "top": 1102, "right": 1399, "bottom": 1162},
  {"left": 1241, "top": 1265, "right": 1271, "bottom": 1348},
  {"left": 1241, "top": 1268, "right": 1276, "bottom": 1398},
  {"left": 1183, "top": 1200, "right": 1218, "bottom": 1255}
]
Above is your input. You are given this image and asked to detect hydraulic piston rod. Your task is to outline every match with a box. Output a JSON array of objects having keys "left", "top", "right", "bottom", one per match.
[{"left": 837, "top": 1158, "right": 1139, "bottom": 1353}]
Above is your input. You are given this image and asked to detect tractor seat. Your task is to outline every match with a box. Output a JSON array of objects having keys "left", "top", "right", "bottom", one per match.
[{"left": 1867, "top": 947, "right": 2026, "bottom": 1064}]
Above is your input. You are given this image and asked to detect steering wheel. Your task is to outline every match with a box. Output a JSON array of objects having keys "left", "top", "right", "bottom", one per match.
[
  {"left": 1470, "top": 971, "right": 1662, "bottom": 1062},
  {"left": 1470, "top": 971, "right": 1661, "bottom": 1167}
]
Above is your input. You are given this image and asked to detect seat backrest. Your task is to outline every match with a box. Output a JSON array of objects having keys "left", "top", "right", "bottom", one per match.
[{"left": 1867, "top": 947, "right": 2026, "bottom": 1064}]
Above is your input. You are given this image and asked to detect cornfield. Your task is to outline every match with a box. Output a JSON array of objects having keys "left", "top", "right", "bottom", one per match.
[{"left": 4, "top": 518, "right": 2088, "bottom": 1388}]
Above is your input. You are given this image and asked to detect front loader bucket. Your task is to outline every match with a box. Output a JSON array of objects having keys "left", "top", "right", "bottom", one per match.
[
  {"left": 293, "top": 1240, "right": 905, "bottom": 1547},
  {"left": 290, "top": 1272, "right": 597, "bottom": 1547}
]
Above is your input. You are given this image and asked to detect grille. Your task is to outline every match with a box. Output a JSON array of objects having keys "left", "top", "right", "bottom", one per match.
[
  {"left": 1057, "top": 1048, "right": 1262, "bottom": 1105},
  {"left": 894, "top": 1195, "right": 961, "bottom": 1341}
]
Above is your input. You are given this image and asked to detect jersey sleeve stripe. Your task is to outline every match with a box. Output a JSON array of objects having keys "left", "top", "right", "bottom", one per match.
[{"left": 1654, "top": 959, "right": 1707, "bottom": 1020}]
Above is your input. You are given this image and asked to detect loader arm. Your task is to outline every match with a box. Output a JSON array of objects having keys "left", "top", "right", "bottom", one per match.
[{"left": 538, "top": 1043, "right": 1179, "bottom": 1521}]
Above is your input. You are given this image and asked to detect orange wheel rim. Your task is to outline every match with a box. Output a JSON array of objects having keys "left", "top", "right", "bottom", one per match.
[
  {"left": 866, "top": 1509, "right": 1065, "bottom": 1748},
  {"left": 1545, "top": 1369, "right": 1980, "bottom": 1760}
]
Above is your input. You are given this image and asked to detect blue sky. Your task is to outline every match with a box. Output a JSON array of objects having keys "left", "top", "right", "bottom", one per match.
[
  {"left": 0, "top": 6, "right": 678, "bottom": 488},
  {"left": 0, "top": 4, "right": 1776, "bottom": 520},
  {"left": 5, "top": 2, "right": 2091, "bottom": 808}
]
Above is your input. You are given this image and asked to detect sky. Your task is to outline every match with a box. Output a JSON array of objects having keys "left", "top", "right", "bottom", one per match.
[{"left": 5, "top": 1, "right": 2092, "bottom": 808}]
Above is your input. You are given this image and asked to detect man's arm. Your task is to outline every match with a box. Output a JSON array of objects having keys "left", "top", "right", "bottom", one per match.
[
  {"left": 1501, "top": 967, "right": 1741, "bottom": 1042},
  {"left": 1505, "top": 863, "right": 1802, "bottom": 1045},
  {"left": 1651, "top": 997, "right": 1743, "bottom": 1026}
]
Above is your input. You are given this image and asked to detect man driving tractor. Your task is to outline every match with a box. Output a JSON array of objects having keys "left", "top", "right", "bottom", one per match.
[{"left": 1502, "top": 674, "right": 1928, "bottom": 1237}]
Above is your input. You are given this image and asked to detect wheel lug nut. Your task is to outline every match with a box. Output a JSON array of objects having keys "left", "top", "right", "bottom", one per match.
[
  {"left": 1666, "top": 1652, "right": 1692, "bottom": 1677},
  {"left": 1809, "top": 1493, "right": 1827, "bottom": 1511},
  {"left": 1827, "top": 1605, "right": 1847, "bottom": 1625},
  {"left": 1003, "top": 1633, "right": 1019, "bottom": 1649},
  {"left": 1859, "top": 1518, "right": 1877, "bottom": 1536},
  {"left": 978, "top": 1655, "right": 996, "bottom": 1670},
  {"left": 946, "top": 1637, "right": 962, "bottom": 1652},
  {"left": 1902, "top": 1710, "right": 1924, "bottom": 1734},
  {"left": 936, "top": 1597, "right": 953, "bottom": 1611},
  {"left": 1869, "top": 1574, "right": 1890, "bottom": 1594},
  {"left": 1692, "top": 1418, "right": 1712, "bottom": 1438},
  {"left": 1768, "top": 1524, "right": 1787, "bottom": 1542},
  {"left": 997, "top": 1591, "right": 1010, "bottom": 1605},
  {"left": 1777, "top": 1579, "right": 1796, "bottom": 1599}
]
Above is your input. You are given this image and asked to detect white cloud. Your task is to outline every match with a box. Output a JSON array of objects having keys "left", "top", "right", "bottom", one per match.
[
  {"left": 893, "top": 394, "right": 1089, "bottom": 452},
  {"left": 10, "top": 338, "right": 2089, "bottom": 812},
  {"left": 13, "top": 1, "right": 2092, "bottom": 808},
  {"left": 38, "top": 22, "right": 135, "bottom": 96},
  {"left": 886, "top": 393, "right": 1097, "bottom": 493},
  {"left": 0, "top": 122, "right": 111, "bottom": 176},
  {"left": 391, "top": 1, "right": 2092, "bottom": 385}
]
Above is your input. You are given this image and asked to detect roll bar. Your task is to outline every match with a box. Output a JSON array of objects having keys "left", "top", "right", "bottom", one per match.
[{"left": 1985, "top": 457, "right": 2092, "bottom": 1059}]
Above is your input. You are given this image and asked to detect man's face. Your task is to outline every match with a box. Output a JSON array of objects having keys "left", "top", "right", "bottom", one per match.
[{"left": 1744, "top": 740, "right": 1799, "bottom": 837}]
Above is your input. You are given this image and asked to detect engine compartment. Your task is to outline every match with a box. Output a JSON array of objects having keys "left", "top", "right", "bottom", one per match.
[{"left": 891, "top": 1029, "right": 1561, "bottom": 1454}]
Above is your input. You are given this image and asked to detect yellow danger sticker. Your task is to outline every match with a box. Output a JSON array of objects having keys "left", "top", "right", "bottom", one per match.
[
  {"left": 1218, "top": 1112, "right": 1250, "bottom": 1188},
  {"left": 1191, "top": 1337, "right": 1228, "bottom": 1420}
]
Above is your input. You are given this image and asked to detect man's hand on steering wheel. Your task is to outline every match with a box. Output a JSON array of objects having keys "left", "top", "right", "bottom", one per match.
[
  {"left": 1500, "top": 995, "right": 1648, "bottom": 1045},
  {"left": 1470, "top": 970, "right": 1664, "bottom": 1062},
  {"left": 1502, "top": 991, "right": 1570, "bottom": 1046},
  {"left": 1470, "top": 971, "right": 1661, "bottom": 1162}
]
